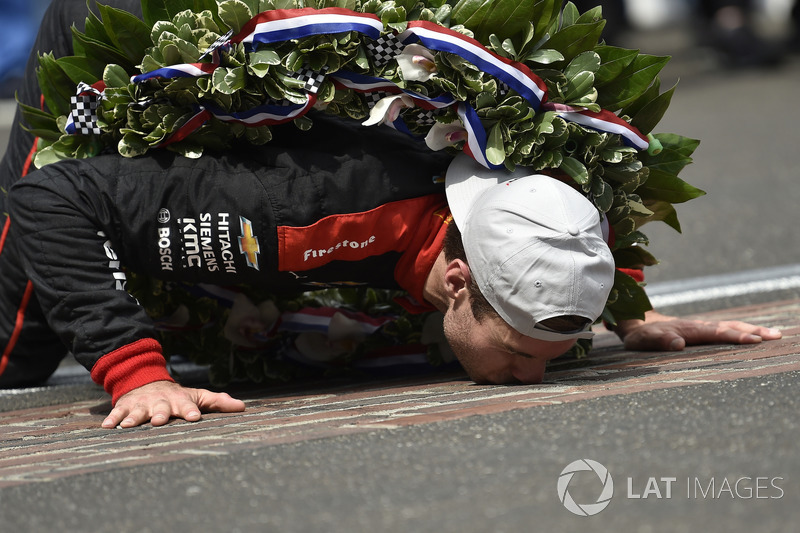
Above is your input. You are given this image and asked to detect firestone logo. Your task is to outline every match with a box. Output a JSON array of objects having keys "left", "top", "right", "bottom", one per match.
[{"left": 557, "top": 459, "right": 614, "bottom": 517}]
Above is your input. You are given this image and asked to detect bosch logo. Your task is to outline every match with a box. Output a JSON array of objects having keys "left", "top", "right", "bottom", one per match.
[{"left": 157, "top": 208, "right": 170, "bottom": 224}]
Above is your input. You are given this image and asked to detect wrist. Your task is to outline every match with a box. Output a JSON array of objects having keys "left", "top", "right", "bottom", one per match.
[{"left": 90, "top": 338, "right": 175, "bottom": 404}]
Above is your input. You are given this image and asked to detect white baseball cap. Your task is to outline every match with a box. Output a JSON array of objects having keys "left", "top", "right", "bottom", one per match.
[{"left": 445, "top": 154, "right": 615, "bottom": 341}]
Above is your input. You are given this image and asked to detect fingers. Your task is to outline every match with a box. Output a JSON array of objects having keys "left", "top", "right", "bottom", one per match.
[
  {"left": 101, "top": 383, "right": 245, "bottom": 429},
  {"left": 623, "top": 318, "right": 782, "bottom": 353},
  {"left": 196, "top": 390, "right": 247, "bottom": 413},
  {"left": 623, "top": 329, "right": 685, "bottom": 352},
  {"left": 717, "top": 321, "right": 782, "bottom": 341}
]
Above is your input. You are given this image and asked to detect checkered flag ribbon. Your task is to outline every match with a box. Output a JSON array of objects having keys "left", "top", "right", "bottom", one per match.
[
  {"left": 497, "top": 81, "right": 510, "bottom": 98},
  {"left": 199, "top": 29, "right": 234, "bottom": 60},
  {"left": 291, "top": 65, "right": 329, "bottom": 94},
  {"left": 366, "top": 33, "right": 405, "bottom": 68},
  {"left": 414, "top": 109, "right": 440, "bottom": 127},
  {"left": 365, "top": 90, "right": 394, "bottom": 109},
  {"left": 67, "top": 82, "right": 103, "bottom": 135}
]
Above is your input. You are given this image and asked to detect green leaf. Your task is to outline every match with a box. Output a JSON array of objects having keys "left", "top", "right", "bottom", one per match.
[
  {"left": 119, "top": 132, "right": 150, "bottom": 157},
  {"left": 18, "top": 102, "right": 61, "bottom": 142},
  {"left": 560, "top": 156, "right": 589, "bottom": 185},
  {"left": 636, "top": 169, "right": 706, "bottom": 204},
  {"left": 560, "top": 1, "right": 579, "bottom": 27},
  {"left": 544, "top": 20, "right": 605, "bottom": 66},
  {"left": 562, "top": 70, "right": 595, "bottom": 103},
  {"left": 596, "top": 54, "right": 670, "bottom": 111},
  {"left": 613, "top": 229, "right": 649, "bottom": 250},
  {"left": 451, "top": 0, "right": 540, "bottom": 43},
  {"left": 531, "top": 0, "right": 562, "bottom": 40},
  {"left": 219, "top": 0, "right": 253, "bottom": 34},
  {"left": 632, "top": 200, "right": 682, "bottom": 232},
  {"left": 141, "top": 0, "right": 171, "bottom": 27},
  {"left": 37, "top": 53, "right": 75, "bottom": 117},
  {"left": 96, "top": 4, "right": 153, "bottom": 64},
  {"left": 71, "top": 25, "right": 135, "bottom": 72},
  {"left": 589, "top": 178, "right": 612, "bottom": 212},
  {"left": 248, "top": 49, "right": 281, "bottom": 77},
  {"left": 604, "top": 269, "right": 652, "bottom": 322},
  {"left": 639, "top": 134, "right": 699, "bottom": 176},
  {"left": 627, "top": 199, "right": 654, "bottom": 217},
  {"left": 565, "top": 51, "right": 601, "bottom": 78},
  {"left": 33, "top": 144, "right": 66, "bottom": 168},
  {"left": 486, "top": 122, "right": 506, "bottom": 166},
  {"left": 645, "top": 132, "right": 700, "bottom": 160},
  {"left": 594, "top": 45, "right": 638, "bottom": 86},
  {"left": 613, "top": 246, "right": 658, "bottom": 269},
  {"left": 525, "top": 48, "right": 564, "bottom": 65},
  {"left": 103, "top": 64, "right": 131, "bottom": 89},
  {"left": 55, "top": 56, "right": 101, "bottom": 84}
]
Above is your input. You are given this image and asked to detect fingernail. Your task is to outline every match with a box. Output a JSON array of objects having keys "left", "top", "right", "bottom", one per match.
[
  {"left": 748, "top": 334, "right": 762, "bottom": 343},
  {"left": 768, "top": 328, "right": 781, "bottom": 336},
  {"left": 187, "top": 411, "right": 200, "bottom": 419},
  {"left": 669, "top": 338, "right": 683, "bottom": 350}
]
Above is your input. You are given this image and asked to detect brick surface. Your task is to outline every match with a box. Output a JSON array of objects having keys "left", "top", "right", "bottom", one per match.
[{"left": 0, "top": 299, "right": 798, "bottom": 488}]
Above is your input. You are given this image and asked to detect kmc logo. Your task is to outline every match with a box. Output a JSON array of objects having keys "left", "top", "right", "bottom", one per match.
[{"left": 557, "top": 459, "right": 614, "bottom": 516}]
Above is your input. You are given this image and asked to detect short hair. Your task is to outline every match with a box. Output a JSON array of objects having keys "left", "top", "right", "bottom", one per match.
[{"left": 442, "top": 222, "right": 591, "bottom": 332}]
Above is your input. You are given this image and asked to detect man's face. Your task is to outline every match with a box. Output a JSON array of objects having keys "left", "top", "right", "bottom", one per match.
[{"left": 442, "top": 298, "right": 576, "bottom": 384}]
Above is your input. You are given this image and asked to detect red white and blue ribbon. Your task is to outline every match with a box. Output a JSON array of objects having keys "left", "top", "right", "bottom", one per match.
[
  {"left": 279, "top": 307, "right": 393, "bottom": 335},
  {"left": 131, "top": 8, "right": 380, "bottom": 83},
  {"left": 204, "top": 95, "right": 317, "bottom": 127},
  {"left": 119, "top": 7, "right": 650, "bottom": 164},
  {"left": 131, "top": 62, "right": 217, "bottom": 83},
  {"left": 542, "top": 102, "right": 650, "bottom": 151},
  {"left": 399, "top": 21, "right": 548, "bottom": 110},
  {"left": 330, "top": 70, "right": 457, "bottom": 110},
  {"left": 156, "top": 95, "right": 317, "bottom": 148},
  {"left": 455, "top": 102, "right": 504, "bottom": 169},
  {"left": 234, "top": 7, "right": 382, "bottom": 49}
]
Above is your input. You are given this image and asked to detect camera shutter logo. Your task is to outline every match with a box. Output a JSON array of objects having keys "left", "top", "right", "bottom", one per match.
[{"left": 557, "top": 459, "right": 614, "bottom": 516}]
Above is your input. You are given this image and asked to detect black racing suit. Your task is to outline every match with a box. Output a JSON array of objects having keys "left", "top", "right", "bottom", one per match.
[
  {"left": 0, "top": 0, "right": 453, "bottom": 400},
  {"left": 1, "top": 114, "right": 452, "bottom": 401}
]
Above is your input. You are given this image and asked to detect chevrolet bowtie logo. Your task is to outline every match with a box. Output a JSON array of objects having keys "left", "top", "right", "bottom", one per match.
[{"left": 238, "top": 216, "right": 261, "bottom": 270}]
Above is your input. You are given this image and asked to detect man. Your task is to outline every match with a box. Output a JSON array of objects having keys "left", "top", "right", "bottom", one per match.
[{"left": 0, "top": 0, "right": 781, "bottom": 429}]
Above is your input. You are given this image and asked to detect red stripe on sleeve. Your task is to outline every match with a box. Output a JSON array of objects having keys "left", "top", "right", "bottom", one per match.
[
  {"left": 90, "top": 338, "right": 175, "bottom": 404},
  {"left": 0, "top": 280, "right": 34, "bottom": 378}
]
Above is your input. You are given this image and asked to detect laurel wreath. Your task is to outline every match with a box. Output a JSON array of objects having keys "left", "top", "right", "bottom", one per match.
[{"left": 19, "top": 0, "right": 705, "bottom": 383}]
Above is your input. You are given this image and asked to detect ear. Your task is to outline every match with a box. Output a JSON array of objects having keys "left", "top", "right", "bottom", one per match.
[{"left": 443, "top": 259, "right": 472, "bottom": 300}]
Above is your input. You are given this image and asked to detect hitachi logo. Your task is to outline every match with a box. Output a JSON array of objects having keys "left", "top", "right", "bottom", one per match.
[{"left": 303, "top": 236, "right": 376, "bottom": 262}]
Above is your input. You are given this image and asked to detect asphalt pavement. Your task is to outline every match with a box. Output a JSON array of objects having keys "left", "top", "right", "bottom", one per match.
[{"left": 1, "top": 24, "right": 799, "bottom": 533}]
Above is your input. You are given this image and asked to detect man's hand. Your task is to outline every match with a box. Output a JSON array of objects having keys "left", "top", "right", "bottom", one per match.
[
  {"left": 614, "top": 310, "right": 783, "bottom": 352},
  {"left": 101, "top": 381, "right": 246, "bottom": 429}
]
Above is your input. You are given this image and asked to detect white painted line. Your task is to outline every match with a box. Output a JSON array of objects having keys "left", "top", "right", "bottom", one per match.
[{"left": 647, "top": 264, "right": 800, "bottom": 308}]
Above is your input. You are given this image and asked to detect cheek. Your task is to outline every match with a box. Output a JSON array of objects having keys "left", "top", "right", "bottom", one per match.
[{"left": 442, "top": 311, "right": 482, "bottom": 378}]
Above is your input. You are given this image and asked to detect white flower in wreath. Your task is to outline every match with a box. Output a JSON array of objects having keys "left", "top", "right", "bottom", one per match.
[
  {"left": 425, "top": 120, "right": 469, "bottom": 151},
  {"left": 294, "top": 312, "right": 369, "bottom": 362},
  {"left": 363, "top": 94, "right": 414, "bottom": 127},
  {"left": 395, "top": 44, "right": 437, "bottom": 82},
  {"left": 223, "top": 293, "right": 280, "bottom": 348}
]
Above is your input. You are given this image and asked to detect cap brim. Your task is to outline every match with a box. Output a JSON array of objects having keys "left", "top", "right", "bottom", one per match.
[
  {"left": 445, "top": 154, "right": 533, "bottom": 228},
  {"left": 525, "top": 324, "right": 595, "bottom": 342}
]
